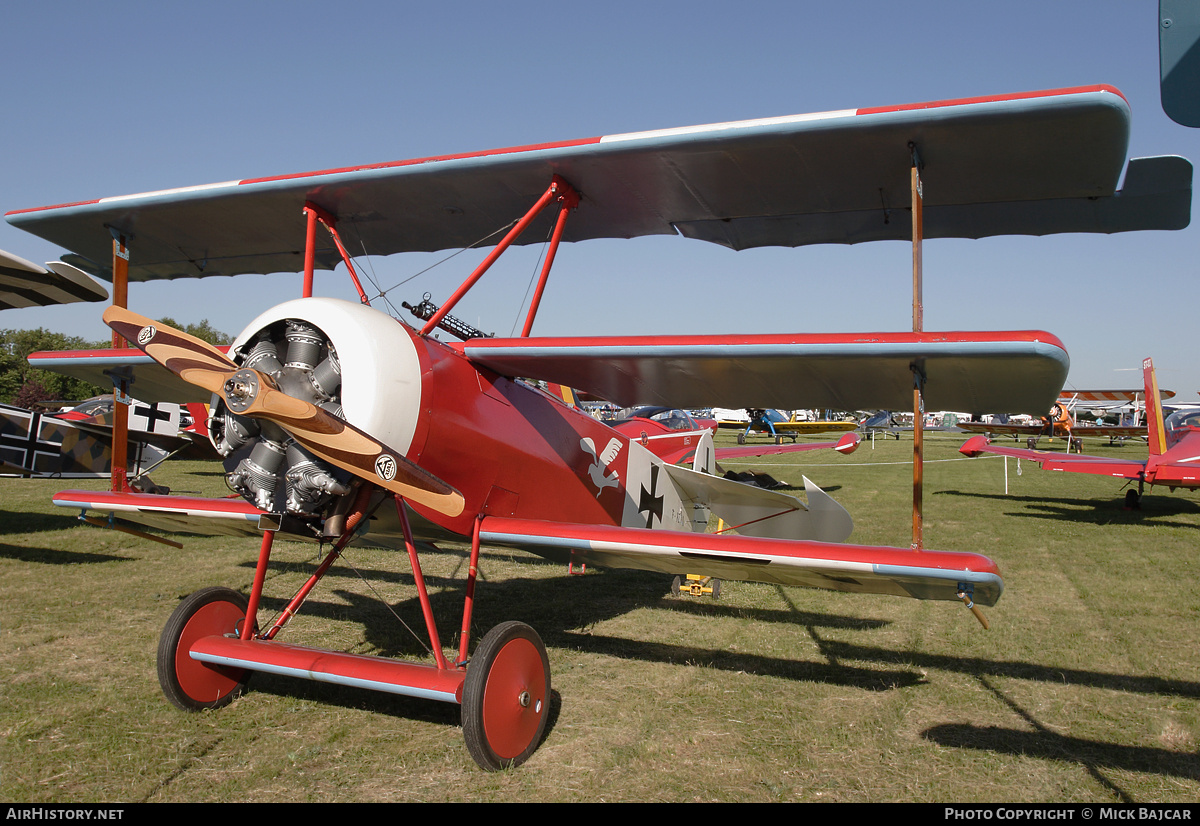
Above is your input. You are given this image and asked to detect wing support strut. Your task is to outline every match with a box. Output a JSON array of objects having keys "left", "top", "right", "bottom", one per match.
[
  {"left": 109, "top": 230, "right": 132, "bottom": 493},
  {"left": 302, "top": 202, "right": 371, "bottom": 305},
  {"left": 420, "top": 175, "right": 579, "bottom": 338},
  {"left": 910, "top": 143, "right": 925, "bottom": 550}
]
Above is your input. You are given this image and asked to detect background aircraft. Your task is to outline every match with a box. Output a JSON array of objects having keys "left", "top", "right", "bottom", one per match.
[
  {"left": 715, "top": 408, "right": 858, "bottom": 445},
  {"left": 0, "top": 248, "right": 106, "bottom": 311},
  {"left": 957, "top": 385, "right": 1174, "bottom": 449},
  {"left": 0, "top": 395, "right": 208, "bottom": 483},
  {"left": 960, "top": 358, "right": 1199, "bottom": 508},
  {"left": 609, "top": 404, "right": 860, "bottom": 469}
]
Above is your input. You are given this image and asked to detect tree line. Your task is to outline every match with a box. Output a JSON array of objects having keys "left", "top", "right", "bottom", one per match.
[{"left": 0, "top": 318, "right": 230, "bottom": 407}]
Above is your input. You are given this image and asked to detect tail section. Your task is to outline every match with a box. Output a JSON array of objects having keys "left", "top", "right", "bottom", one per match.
[{"left": 1144, "top": 357, "right": 1168, "bottom": 457}]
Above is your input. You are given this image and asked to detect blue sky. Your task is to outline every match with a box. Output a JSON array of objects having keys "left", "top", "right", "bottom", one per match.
[{"left": 2, "top": 1, "right": 1197, "bottom": 401}]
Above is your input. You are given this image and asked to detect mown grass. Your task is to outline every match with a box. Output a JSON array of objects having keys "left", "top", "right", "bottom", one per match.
[{"left": 1, "top": 431, "right": 1197, "bottom": 802}]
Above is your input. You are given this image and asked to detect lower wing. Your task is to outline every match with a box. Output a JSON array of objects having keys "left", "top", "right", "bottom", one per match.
[
  {"left": 477, "top": 516, "right": 1003, "bottom": 606},
  {"left": 52, "top": 489, "right": 273, "bottom": 538}
]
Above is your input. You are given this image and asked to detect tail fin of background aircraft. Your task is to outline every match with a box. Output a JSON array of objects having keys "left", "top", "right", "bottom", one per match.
[
  {"left": 1144, "top": 357, "right": 1169, "bottom": 456},
  {"left": 544, "top": 383, "right": 582, "bottom": 408},
  {"left": 691, "top": 428, "right": 715, "bottom": 475}
]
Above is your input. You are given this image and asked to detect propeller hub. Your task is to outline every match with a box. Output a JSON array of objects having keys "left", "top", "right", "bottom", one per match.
[{"left": 224, "top": 369, "right": 260, "bottom": 413}]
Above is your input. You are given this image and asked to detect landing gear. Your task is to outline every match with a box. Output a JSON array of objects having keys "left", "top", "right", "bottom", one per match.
[
  {"left": 462, "top": 621, "right": 551, "bottom": 771},
  {"left": 157, "top": 587, "right": 254, "bottom": 711}
]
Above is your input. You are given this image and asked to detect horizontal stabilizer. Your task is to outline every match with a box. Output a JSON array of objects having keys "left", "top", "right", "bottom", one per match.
[{"left": 663, "top": 466, "right": 853, "bottom": 543}]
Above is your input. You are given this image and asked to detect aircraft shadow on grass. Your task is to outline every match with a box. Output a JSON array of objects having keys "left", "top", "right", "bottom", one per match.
[
  {"left": 238, "top": 560, "right": 912, "bottom": 697},
  {"left": 0, "top": 506, "right": 87, "bottom": 535},
  {"left": 817, "top": 636, "right": 1200, "bottom": 786},
  {"left": 934, "top": 489, "right": 1200, "bottom": 529},
  {"left": 0, "top": 507, "right": 132, "bottom": 564},
  {"left": 922, "top": 721, "right": 1200, "bottom": 788},
  {"left": 229, "top": 546, "right": 1200, "bottom": 782}
]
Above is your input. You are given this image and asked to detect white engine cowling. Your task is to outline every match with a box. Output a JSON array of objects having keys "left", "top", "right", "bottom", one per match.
[{"left": 210, "top": 298, "right": 425, "bottom": 517}]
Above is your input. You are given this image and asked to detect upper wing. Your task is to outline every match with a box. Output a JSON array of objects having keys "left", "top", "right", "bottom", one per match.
[
  {"left": 958, "top": 435, "right": 1146, "bottom": 479},
  {"left": 1069, "top": 425, "right": 1146, "bottom": 440},
  {"left": 477, "top": 516, "right": 1003, "bottom": 606},
  {"left": 771, "top": 421, "right": 859, "bottom": 434},
  {"left": 956, "top": 422, "right": 1041, "bottom": 436},
  {"left": 460, "top": 330, "right": 1069, "bottom": 416},
  {"left": 6, "top": 86, "right": 1189, "bottom": 281},
  {"left": 1060, "top": 389, "right": 1176, "bottom": 402},
  {"left": 0, "top": 249, "right": 107, "bottom": 309}
]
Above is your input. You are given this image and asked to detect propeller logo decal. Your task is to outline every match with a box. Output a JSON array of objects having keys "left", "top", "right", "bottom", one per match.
[
  {"left": 375, "top": 454, "right": 398, "bottom": 482},
  {"left": 137, "top": 325, "right": 156, "bottom": 345}
]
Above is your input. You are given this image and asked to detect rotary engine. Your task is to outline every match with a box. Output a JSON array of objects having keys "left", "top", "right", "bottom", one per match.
[{"left": 209, "top": 298, "right": 426, "bottom": 523}]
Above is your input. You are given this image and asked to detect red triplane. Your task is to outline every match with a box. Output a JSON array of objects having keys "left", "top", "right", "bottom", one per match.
[
  {"left": 8, "top": 84, "right": 1190, "bottom": 769},
  {"left": 961, "top": 357, "right": 1200, "bottom": 510}
]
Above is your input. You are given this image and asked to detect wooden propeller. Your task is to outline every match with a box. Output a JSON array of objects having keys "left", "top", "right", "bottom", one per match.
[{"left": 103, "top": 306, "right": 465, "bottom": 517}]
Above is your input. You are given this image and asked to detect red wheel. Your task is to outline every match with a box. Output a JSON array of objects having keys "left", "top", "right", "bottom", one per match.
[
  {"left": 157, "top": 587, "right": 254, "bottom": 712},
  {"left": 462, "top": 621, "right": 550, "bottom": 771}
]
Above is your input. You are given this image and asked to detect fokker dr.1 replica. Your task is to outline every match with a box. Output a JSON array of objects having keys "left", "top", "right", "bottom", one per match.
[{"left": 7, "top": 84, "right": 1190, "bottom": 769}]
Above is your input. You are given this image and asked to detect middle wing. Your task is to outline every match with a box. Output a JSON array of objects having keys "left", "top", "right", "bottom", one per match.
[
  {"left": 27, "top": 345, "right": 231, "bottom": 403},
  {"left": 461, "top": 330, "right": 1069, "bottom": 415}
]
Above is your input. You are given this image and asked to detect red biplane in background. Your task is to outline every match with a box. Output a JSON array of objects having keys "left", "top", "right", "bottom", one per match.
[
  {"left": 7, "top": 84, "right": 1190, "bottom": 770},
  {"left": 608, "top": 404, "right": 860, "bottom": 468},
  {"left": 961, "top": 357, "right": 1200, "bottom": 509}
]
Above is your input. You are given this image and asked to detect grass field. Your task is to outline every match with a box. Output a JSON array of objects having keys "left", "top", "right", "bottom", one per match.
[{"left": 1, "top": 430, "right": 1197, "bottom": 802}]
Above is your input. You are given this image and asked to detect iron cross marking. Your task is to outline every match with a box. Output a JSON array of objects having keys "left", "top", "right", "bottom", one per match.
[
  {"left": 638, "top": 463, "right": 665, "bottom": 529},
  {"left": 0, "top": 410, "right": 56, "bottom": 471},
  {"left": 133, "top": 402, "right": 172, "bottom": 431}
]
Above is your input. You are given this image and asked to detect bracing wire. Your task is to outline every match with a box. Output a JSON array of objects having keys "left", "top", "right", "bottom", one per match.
[
  {"left": 508, "top": 223, "right": 555, "bottom": 337},
  {"left": 339, "top": 218, "right": 521, "bottom": 321}
]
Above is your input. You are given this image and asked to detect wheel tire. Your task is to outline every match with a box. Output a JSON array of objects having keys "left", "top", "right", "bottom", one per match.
[
  {"left": 157, "top": 586, "right": 253, "bottom": 712},
  {"left": 711, "top": 579, "right": 721, "bottom": 599},
  {"left": 462, "top": 621, "right": 551, "bottom": 771},
  {"left": 1124, "top": 489, "right": 1141, "bottom": 510},
  {"left": 671, "top": 575, "right": 682, "bottom": 596}
]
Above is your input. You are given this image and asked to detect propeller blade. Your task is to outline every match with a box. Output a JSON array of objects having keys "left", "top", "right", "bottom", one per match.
[
  {"left": 222, "top": 368, "right": 464, "bottom": 517},
  {"left": 104, "top": 308, "right": 465, "bottom": 517},
  {"left": 103, "top": 305, "right": 238, "bottom": 394}
]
